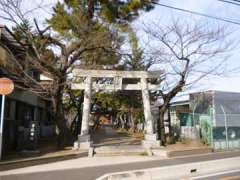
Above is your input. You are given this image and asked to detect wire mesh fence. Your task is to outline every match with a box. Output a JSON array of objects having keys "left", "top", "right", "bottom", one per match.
[
  {"left": 175, "top": 112, "right": 240, "bottom": 150},
  {"left": 213, "top": 113, "right": 240, "bottom": 150}
]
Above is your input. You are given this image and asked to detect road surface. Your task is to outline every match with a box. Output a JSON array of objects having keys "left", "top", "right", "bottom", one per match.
[
  {"left": 1, "top": 151, "right": 240, "bottom": 180},
  {"left": 192, "top": 169, "right": 240, "bottom": 180}
]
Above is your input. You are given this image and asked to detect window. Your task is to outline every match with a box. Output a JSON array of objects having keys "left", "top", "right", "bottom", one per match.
[{"left": 16, "top": 101, "right": 34, "bottom": 128}]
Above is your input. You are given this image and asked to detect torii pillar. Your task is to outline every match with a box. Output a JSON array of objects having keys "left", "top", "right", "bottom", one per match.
[
  {"left": 141, "top": 78, "right": 161, "bottom": 148},
  {"left": 77, "top": 76, "right": 93, "bottom": 149},
  {"left": 72, "top": 70, "right": 162, "bottom": 150}
]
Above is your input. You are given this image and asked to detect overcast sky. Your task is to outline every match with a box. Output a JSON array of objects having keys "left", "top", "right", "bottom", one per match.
[{"left": 2, "top": 0, "right": 240, "bottom": 95}]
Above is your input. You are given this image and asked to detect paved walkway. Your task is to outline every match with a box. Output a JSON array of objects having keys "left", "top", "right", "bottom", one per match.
[
  {"left": 92, "top": 125, "right": 142, "bottom": 147},
  {"left": 91, "top": 125, "right": 145, "bottom": 156}
]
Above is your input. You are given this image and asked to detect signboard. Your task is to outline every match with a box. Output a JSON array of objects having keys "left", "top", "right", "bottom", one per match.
[{"left": 0, "top": 78, "right": 14, "bottom": 95}]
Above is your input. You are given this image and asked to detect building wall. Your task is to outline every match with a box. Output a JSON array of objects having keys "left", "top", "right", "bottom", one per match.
[
  {"left": 2, "top": 88, "right": 53, "bottom": 154},
  {"left": 189, "top": 92, "right": 213, "bottom": 114},
  {"left": 0, "top": 27, "right": 54, "bottom": 155},
  {"left": 214, "top": 91, "right": 240, "bottom": 127},
  {"left": 9, "top": 89, "right": 46, "bottom": 108}
]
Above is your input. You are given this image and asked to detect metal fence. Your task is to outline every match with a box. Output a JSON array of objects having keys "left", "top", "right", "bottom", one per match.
[
  {"left": 213, "top": 113, "right": 240, "bottom": 150},
  {"left": 176, "top": 112, "right": 240, "bottom": 150}
]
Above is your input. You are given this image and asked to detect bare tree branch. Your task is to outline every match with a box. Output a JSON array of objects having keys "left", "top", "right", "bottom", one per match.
[{"left": 142, "top": 19, "right": 233, "bottom": 145}]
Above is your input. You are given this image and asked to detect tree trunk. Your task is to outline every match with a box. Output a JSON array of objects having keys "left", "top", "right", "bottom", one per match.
[
  {"left": 52, "top": 92, "right": 73, "bottom": 149},
  {"left": 167, "top": 104, "right": 173, "bottom": 137},
  {"left": 52, "top": 97, "right": 64, "bottom": 149},
  {"left": 76, "top": 108, "right": 82, "bottom": 136},
  {"left": 87, "top": 0, "right": 94, "bottom": 19},
  {"left": 159, "top": 109, "right": 166, "bottom": 146},
  {"left": 76, "top": 93, "right": 84, "bottom": 136}
]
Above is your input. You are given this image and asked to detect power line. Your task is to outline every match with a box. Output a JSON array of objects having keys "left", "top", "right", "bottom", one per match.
[
  {"left": 218, "top": 0, "right": 240, "bottom": 6},
  {"left": 152, "top": 1, "right": 240, "bottom": 26}
]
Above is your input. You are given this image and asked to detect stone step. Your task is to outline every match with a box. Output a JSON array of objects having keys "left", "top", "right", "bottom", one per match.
[
  {"left": 93, "top": 145, "right": 147, "bottom": 157},
  {"left": 94, "top": 151, "right": 147, "bottom": 157}
]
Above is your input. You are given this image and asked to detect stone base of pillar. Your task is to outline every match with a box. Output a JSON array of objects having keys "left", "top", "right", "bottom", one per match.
[
  {"left": 142, "top": 133, "right": 161, "bottom": 148},
  {"left": 73, "top": 134, "right": 92, "bottom": 150}
]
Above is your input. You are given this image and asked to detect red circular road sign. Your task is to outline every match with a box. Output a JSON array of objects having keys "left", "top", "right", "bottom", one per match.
[{"left": 0, "top": 78, "right": 14, "bottom": 95}]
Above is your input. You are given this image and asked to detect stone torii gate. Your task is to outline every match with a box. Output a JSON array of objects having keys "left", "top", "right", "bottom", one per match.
[{"left": 71, "top": 69, "right": 163, "bottom": 149}]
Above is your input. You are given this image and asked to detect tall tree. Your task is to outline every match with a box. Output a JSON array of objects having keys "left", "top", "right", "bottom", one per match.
[
  {"left": 63, "top": 0, "right": 156, "bottom": 23},
  {"left": 0, "top": 0, "right": 157, "bottom": 148},
  {"left": 144, "top": 20, "right": 232, "bottom": 145},
  {"left": 0, "top": 0, "right": 121, "bottom": 148}
]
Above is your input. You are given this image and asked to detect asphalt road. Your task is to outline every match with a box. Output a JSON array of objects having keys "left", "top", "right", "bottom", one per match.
[
  {"left": 192, "top": 169, "right": 240, "bottom": 180},
  {"left": 1, "top": 151, "right": 240, "bottom": 180}
]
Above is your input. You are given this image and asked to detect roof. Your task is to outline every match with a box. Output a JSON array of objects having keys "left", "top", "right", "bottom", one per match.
[
  {"left": 189, "top": 90, "right": 240, "bottom": 97},
  {"left": 170, "top": 100, "right": 190, "bottom": 107},
  {"left": 0, "top": 25, "right": 25, "bottom": 56}
]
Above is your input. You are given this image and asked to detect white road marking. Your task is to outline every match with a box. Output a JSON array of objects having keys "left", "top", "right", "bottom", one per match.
[{"left": 191, "top": 169, "right": 240, "bottom": 179}]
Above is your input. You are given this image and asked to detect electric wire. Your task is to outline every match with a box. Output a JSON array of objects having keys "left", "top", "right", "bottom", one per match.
[
  {"left": 218, "top": 0, "right": 240, "bottom": 6},
  {"left": 152, "top": 1, "right": 240, "bottom": 26}
]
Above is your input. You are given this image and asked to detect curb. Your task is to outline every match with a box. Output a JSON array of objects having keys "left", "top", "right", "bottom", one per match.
[
  {"left": 151, "top": 147, "right": 213, "bottom": 157},
  {"left": 167, "top": 147, "right": 213, "bottom": 157},
  {"left": 0, "top": 151, "right": 88, "bottom": 171}
]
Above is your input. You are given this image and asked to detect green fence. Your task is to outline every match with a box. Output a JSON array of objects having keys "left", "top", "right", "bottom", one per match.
[
  {"left": 199, "top": 115, "right": 213, "bottom": 145},
  {"left": 178, "top": 112, "right": 213, "bottom": 145},
  {"left": 178, "top": 112, "right": 210, "bottom": 126}
]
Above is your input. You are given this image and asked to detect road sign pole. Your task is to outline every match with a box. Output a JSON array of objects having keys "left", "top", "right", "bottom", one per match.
[
  {"left": 0, "top": 77, "right": 14, "bottom": 160},
  {"left": 0, "top": 95, "right": 5, "bottom": 160}
]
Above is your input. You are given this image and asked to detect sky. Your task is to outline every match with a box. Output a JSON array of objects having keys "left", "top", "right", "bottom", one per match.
[
  {"left": 136, "top": 0, "right": 240, "bottom": 95},
  {"left": 1, "top": 0, "right": 240, "bottom": 95}
]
